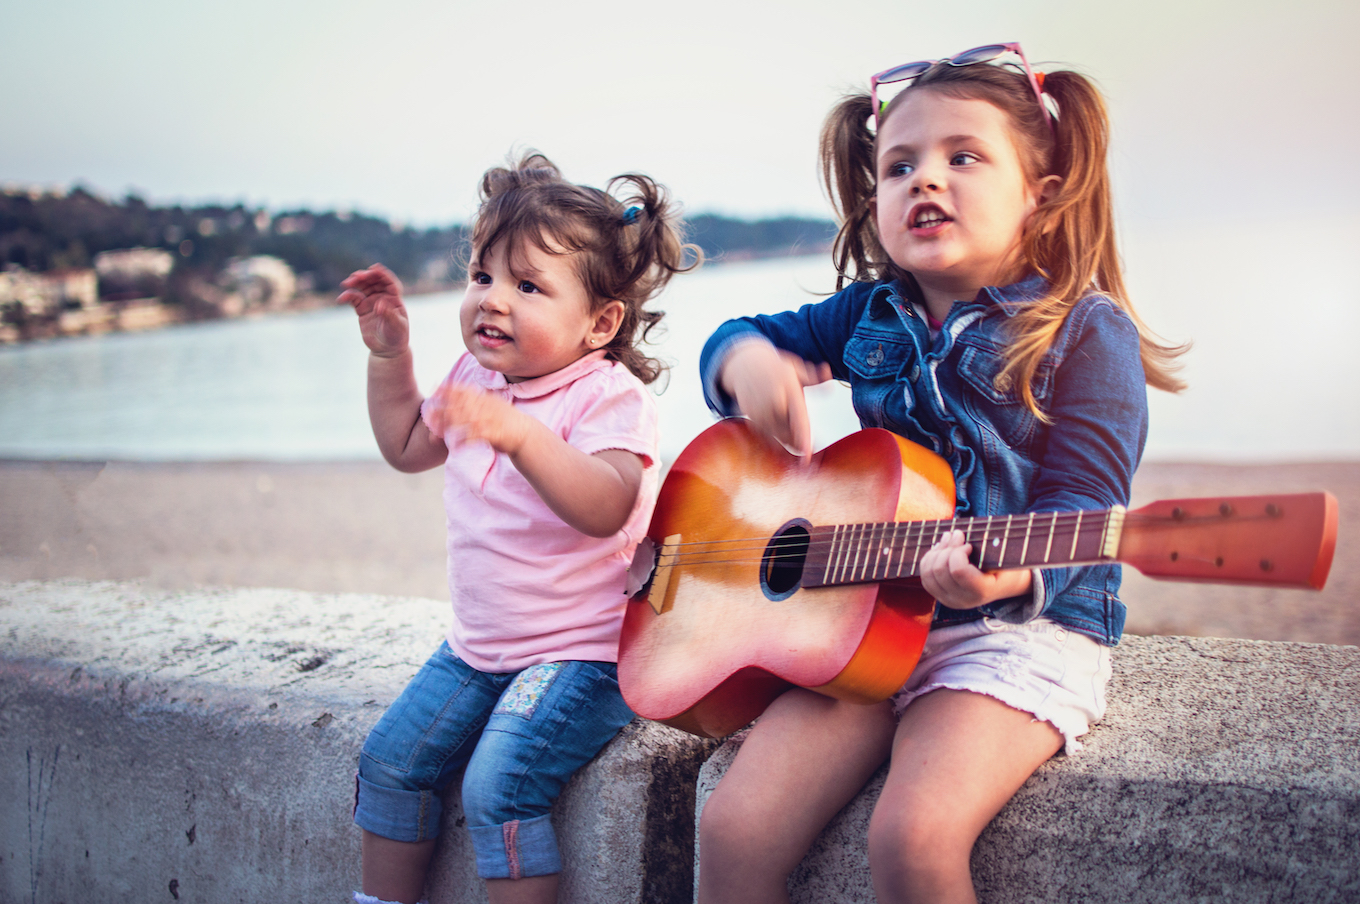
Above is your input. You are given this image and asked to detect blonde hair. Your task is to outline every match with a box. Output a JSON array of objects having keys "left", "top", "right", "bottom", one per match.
[
  {"left": 468, "top": 153, "right": 701, "bottom": 385},
  {"left": 820, "top": 62, "right": 1185, "bottom": 415}
]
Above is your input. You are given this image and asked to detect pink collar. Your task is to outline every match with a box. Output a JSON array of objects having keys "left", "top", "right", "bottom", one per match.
[{"left": 472, "top": 350, "right": 613, "bottom": 398}]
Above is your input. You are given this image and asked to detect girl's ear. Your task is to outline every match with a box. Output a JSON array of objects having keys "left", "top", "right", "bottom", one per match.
[
  {"left": 587, "top": 300, "right": 626, "bottom": 348},
  {"left": 1036, "top": 174, "right": 1062, "bottom": 206},
  {"left": 1029, "top": 175, "right": 1063, "bottom": 235}
]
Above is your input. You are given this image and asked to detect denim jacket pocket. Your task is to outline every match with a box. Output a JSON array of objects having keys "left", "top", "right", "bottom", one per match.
[
  {"left": 955, "top": 340, "right": 1050, "bottom": 451},
  {"left": 845, "top": 332, "right": 912, "bottom": 380},
  {"left": 845, "top": 332, "right": 914, "bottom": 425}
]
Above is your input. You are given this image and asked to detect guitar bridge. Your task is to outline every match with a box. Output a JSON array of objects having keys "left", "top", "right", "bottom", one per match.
[{"left": 626, "top": 534, "right": 682, "bottom": 615}]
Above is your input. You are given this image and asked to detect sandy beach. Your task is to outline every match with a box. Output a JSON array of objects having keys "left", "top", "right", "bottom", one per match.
[{"left": 2, "top": 457, "right": 1356, "bottom": 647}]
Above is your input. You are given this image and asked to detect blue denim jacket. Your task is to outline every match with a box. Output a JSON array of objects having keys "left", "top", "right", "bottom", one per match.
[{"left": 699, "top": 273, "right": 1148, "bottom": 644}]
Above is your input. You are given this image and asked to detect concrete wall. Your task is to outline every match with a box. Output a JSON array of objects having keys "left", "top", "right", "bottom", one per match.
[
  {"left": 0, "top": 580, "right": 716, "bottom": 904},
  {"left": 4, "top": 579, "right": 1358, "bottom": 903},
  {"left": 697, "top": 635, "right": 1360, "bottom": 903}
]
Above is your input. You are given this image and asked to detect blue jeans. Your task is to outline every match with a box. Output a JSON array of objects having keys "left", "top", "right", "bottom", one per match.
[{"left": 354, "top": 642, "right": 634, "bottom": 879}]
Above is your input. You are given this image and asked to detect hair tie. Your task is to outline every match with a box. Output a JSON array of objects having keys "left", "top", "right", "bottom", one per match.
[
  {"left": 1034, "top": 71, "right": 1046, "bottom": 90},
  {"left": 621, "top": 206, "right": 642, "bottom": 225}
]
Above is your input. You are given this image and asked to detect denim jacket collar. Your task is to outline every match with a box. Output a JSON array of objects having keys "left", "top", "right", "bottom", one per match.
[
  {"left": 870, "top": 271, "right": 1050, "bottom": 326},
  {"left": 979, "top": 272, "right": 1049, "bottom": 313}
]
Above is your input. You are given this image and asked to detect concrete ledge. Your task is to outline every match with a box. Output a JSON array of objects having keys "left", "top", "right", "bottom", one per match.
[
  {"left": 696, "top": 634, "right": 1360, "bottom": 903},
  {"left": 0, "top": 580, "right": 717, "bottom": 904},
  {"left": 9, "top": 578, "right": 1359, "bottom": 903}
]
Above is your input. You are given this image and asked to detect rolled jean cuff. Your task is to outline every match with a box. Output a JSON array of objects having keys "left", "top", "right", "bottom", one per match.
[
  {"left": 353, "top": 773, "right": 443, "bottom": 843},
  {"left": 468, "top": 814, "right": 561, "bottom": 880}
]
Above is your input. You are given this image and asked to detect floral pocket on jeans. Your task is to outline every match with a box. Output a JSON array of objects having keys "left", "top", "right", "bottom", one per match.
[{"left": 493, "top": 662, "right": 565, "bottom": 720}]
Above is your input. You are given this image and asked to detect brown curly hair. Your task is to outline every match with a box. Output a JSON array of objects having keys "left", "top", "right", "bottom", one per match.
[{"left": 464, "top": 152, "right": 701, "bottom": 385}]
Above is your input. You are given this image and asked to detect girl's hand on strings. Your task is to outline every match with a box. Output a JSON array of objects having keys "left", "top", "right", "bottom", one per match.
[
  {"left": 920, "top": 529, "right": 1033, "bottom": 610},
  {"left": 426, "top": 383, "right": 531, "bottom": 456},
  {"left": 720, "top": 339, "right": 833, "bottom": 460},
  {"left": 339, "top": 264, "right": 410, "bottom": 358}
]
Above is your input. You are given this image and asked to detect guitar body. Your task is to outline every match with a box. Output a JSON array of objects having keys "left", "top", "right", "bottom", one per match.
[
  {"left": 618, "top": 420, "right": 1338, "bottom": 739},
  {"left": 617, "top": 419, "right": 956, "bottom": 738}
]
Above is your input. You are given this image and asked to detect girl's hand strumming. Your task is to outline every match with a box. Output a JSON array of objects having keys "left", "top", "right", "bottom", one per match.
[
  {"left": 339, "top": 264, "right": 410, "bottom": 358},
  {"left": 719, "top": 339, "right": 833, "bottom": 459},
  {"left": 919, "top": 529, "right": 1033, "bottom": 609}
]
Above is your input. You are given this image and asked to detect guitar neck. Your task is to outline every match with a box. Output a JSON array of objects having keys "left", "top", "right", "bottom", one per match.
[{"left": 802, "top": 508, "right": 1125, "bottom": 589}]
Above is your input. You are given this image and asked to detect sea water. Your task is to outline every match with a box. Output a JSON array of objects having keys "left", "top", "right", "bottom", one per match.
[{"left": 1, "top": 218, "right": 1356, "bottom": 463}]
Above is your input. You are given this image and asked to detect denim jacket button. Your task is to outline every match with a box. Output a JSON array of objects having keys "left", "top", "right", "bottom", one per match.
[
  {"left": 866, "top": 344, "right": 885, "bottom": 367},
  {"left": 910, "top": 365, "right": 921, "bottom": 381}
]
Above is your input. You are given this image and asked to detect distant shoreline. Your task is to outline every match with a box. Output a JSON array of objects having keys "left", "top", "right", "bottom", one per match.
[
  {"left": 0, "top": 245, "right": 832, "bottom": 347},
  {"left": 2, "top": 186, "right": 836, "bottom": 346}
]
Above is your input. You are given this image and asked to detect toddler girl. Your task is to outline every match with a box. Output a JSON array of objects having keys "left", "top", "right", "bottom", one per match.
[
  {"left": 695, "top": 44, "right": 1183, "bottom": 903},
  {"left": 340, "top": 153, "right": 696, "bottom": 904}
]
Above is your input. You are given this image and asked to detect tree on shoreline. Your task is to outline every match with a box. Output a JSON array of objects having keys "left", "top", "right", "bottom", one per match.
[
  {"left": 0, "top": 187, "right": 469, "bottom": 299},
  {"left": 1, "top": 187, "right": 833, "bottom": 297}
]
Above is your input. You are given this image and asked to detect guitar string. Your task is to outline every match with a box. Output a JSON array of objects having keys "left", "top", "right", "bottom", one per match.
[
  {"left": 648, "top": 509, "right": 1280, "bottom": 569},
  {"left": 653, "top": 515, "right": 1087, "bottom": 550},
  {"left": 655, "top": 535, "right": 1245, "bottom": 568},
  {"left": 650, "top": 509, "right": 1273, "bottom": 552},
  {"left": 651, "top": 516, "right": 1092, "bottom": 557}
]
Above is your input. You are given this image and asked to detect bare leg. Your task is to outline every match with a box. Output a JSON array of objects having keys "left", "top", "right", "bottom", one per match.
[
  {"left": 697, "top": 689, "right": 897, "bottom": 904},
  {"left": 361, "top": 830, "right": 438, "bottom": 904},
  {"left": 867, "top": 689, "right": 1063, "bottom": 904},
  {"left": 485, "top": 874, "right": 560, "bottom": 904}
]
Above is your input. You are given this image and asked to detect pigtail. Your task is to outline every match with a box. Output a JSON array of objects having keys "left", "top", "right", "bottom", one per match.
[
  {"left": 599, "top": 174, "right": 703, "bottom": 385},
  {"left": 999, "top": 70, "right": 1121, "bottom": 414},
  {"left": 1004, "top": 71, "right": 1187, "bottom": 406},
  {"left": 819, "top": 94, "right": 887, "bottom": 288}
]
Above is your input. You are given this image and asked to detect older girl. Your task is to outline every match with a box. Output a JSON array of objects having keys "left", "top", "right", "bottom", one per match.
[{"left": 696, "top": 45, "right": 1182, "bottom": 903}]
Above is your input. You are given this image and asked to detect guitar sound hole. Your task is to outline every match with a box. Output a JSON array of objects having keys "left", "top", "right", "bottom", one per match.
[{"left": 762, "top": 521, "right": 811, "bottom": 599}]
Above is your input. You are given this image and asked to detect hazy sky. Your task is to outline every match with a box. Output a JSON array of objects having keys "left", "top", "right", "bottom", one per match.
[{"left": 4, "top": 0, "right": 1357, "bottom": 227}]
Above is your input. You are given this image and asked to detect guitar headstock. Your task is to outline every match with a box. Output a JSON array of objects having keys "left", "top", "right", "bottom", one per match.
[{"left": 1119, "top": 492, "right": 1337, "bottom": 589}]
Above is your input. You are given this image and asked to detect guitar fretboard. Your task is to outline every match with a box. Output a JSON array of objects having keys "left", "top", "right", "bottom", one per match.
[{"left": 801, "top": 507, "right": 1126, "bottom": 588}]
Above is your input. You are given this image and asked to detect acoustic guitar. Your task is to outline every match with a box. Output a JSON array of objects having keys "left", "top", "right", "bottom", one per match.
[{"left": 617, "top": 418, "right": 1338, "bottom": 739}]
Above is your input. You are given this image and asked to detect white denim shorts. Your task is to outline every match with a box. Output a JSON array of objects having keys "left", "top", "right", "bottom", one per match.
[{"left": 889, "top": 617, "right": 1112, "bottom": 755}]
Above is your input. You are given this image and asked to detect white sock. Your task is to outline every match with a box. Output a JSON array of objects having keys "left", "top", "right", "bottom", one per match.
[
  {"left": 353, "top": 892, "right": 425, "bottom": 904},
  {"left": 353, "top": 893, "right": 395, "bottom": 904}
]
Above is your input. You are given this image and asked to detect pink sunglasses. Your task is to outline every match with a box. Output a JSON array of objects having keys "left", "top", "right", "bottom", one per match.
[{"left": 869, "top": 42, "right": 1053, "bottom": 132}]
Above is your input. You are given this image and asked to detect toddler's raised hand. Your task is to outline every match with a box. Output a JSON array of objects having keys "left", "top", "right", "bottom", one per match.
[
  {"left": 339, "top": 264, "right": 409, "bottom": 358},
  {"left": 426, "top": 383, "right": 532, "bottom": 455},
  {"left": 719, "top": 339, "right": 833, "bottom": 459}
]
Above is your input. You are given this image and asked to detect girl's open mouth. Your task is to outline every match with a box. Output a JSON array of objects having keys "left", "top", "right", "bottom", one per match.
[
  {"left": 909, "top": 203, "right": 952, "bottom": 235},
  {"left": 476, "top": 325, "right": 511, "bottom": 347}
]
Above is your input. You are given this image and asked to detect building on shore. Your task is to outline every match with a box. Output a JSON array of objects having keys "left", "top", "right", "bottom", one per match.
[
  {"left": 93, "top": 247, "right": 175, "bottom": 301},
  {"left": 221, "top": 255, "right": 298, "bottom": 310},
  {"left": 0, "top": 251, "right": 308, "bottom": 344},
  {"left": 0, "top": 265, "right": 98, "bottom": 315}
]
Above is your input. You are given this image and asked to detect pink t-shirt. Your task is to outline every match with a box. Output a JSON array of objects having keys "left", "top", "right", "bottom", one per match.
[{"left": 420, "top": 350, "right": 659, "bottom": 673}]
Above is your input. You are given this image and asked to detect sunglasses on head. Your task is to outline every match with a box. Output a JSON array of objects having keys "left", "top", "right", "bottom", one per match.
[{"left": 869, "top": 42, "right": 1053, "bottom": 132}]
